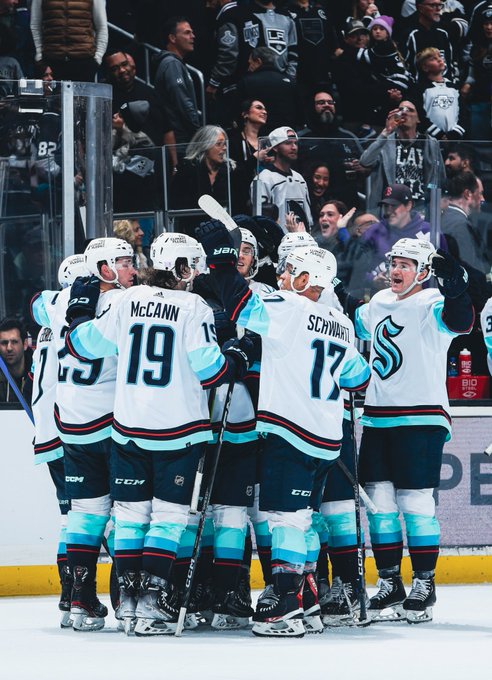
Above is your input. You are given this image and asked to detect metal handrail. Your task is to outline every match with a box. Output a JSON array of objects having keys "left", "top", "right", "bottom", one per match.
[{"left": 107, "top": 22, "right": 206, "bottom": 125}]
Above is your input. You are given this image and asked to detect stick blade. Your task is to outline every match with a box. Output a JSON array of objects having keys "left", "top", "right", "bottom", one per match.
[{"left": 198, "top": 194, "right": 238, "bottom": 232}]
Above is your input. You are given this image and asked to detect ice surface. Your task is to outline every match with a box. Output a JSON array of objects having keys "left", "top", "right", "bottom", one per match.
[{"left": 0, "top": 586, "right": 490, "bottom": 680}]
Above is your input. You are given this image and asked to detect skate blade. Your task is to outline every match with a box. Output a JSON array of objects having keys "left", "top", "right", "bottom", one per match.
[
  {"left": 303, "top": 615, "right": 324, "bottom": 634},
  {"left": 406, "top": 607, "right": 433, "bottom": 624},
  {"left": 134, "top": 617, "right": 177, "bottom": 636},
  {"left": 211, "top": 613, "right": 250, "bottom": 630},
  {"left": 71, "top": 612, "right": 105, "bottom": 631},
  {"left": 369, "top": 604, "right": 406, "bottom": 623},
  {"left": 252, "top": 618, "right": 305, "bottom": 638},
  {"left": 60, "top": 611, "right": 73, "bottom": 628},
  {"left": 184, "top": 614, "right": 198, "bottom": 630}
]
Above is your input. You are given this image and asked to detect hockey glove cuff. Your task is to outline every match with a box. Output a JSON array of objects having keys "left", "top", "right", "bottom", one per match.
[
  {"left": 222, "top": 336, "right": 254, "bottom": 380},
  {"left": 66, "top": 275, "right": 100, "bottom": 323}
]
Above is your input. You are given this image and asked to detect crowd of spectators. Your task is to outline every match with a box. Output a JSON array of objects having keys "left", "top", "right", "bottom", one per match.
[{"left": 0, "top": 1, "right": 491, "bottom": 384}]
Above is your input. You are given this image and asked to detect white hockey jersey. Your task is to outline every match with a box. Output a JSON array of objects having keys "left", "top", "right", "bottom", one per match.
[
  {"left": 67, "top": 286, "right": 231, "bottom": 451},
  {"left": 481, "top": 297, "right": 492, "bottom": 376},
  {"left": 236, "top": 289, "right": 370, "bottom": 459},
  {"left": 355, "top": 288, "right": 464, "bottom": 436},
  {"left": 422, "top": 80, "right": 462, "bottom": 135},
  {"left": 32, "top": 288, "right": 119, "bottom": 444},
  {"left": 31, "top": 325, "right": 63, "bottom": 464},
  {"left": 254, "top": 167, "right": 313, "bottom": 230}
]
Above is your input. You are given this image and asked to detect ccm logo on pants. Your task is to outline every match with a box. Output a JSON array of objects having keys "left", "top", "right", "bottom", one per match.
[
  {"left": 115, "top": 478, "right": 145, "bottom": 485},
  {"left": 291, "top": 489, "right": 311, "bottom": 497}
]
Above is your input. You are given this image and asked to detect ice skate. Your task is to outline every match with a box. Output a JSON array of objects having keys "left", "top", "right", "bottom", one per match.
[
  {"left": 368, "top": 570, "right": 407, "bottom": 622},
  {"left": 189, "top": 579, "right": 215, "bottom": 625},
  {"left": 211, "top": 587, "right": 254, "bottom": 630},
  {"left": 252, "top": 576, "right": 305, "bottom": 638},
  {"left": 58, "top": 564, "right": 73, "bottom": 628},
  {"left": 403, "top": 571, "right": 436, "bottom": 624},
  {"left": 302, "top": 573, "right": 323, "bottom": 634},
  {"left": 322, "top": 577, "right": 369, "bottom": 628},
  {"left": 115, "top": 570, "right": 139, "bottom": 635},
  {"left": 134, "top": 571, "right": 179, "bottom": 636},
  {"left": 70, "top": 566, "right": 108, "bottom": 632}
]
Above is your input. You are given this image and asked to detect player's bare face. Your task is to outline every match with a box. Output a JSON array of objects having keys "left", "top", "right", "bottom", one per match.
[
  {"left": 389, "top": 257, "right": 418, "bottom": 298},
  {"left": 115, "top": 257, "right": 137, "bottom": 288},
  {"left": 237, "top": 243, "right": 254, "bottom": 278},
  {"left": 0, "top": 329, "right": 25, "bottom": 368}
]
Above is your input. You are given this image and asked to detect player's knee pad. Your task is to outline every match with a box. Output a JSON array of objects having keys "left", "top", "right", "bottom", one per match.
[
  {"left": 71, "top": 494, "right": 111, "bottom": 516},
  {"left": 364, "top": 481, "right": 398, "bottom": 514},
  {"left": 320, "top": 499, "right": 355, "bottom": 517},
  {"left": 268, "top": 508, "right": 312, "bottom": 533},
  {"left": 212, "top": 504, "right": 247, "bottom": 530},
  {"left": 113, "top": 499, "right": 152, "bottom": 525},
  {"left": 151, "top": 498, "right": 188, "bottom": 526},
  {"left": 397, "top": 488, "right": 436, "bottom": 517}
]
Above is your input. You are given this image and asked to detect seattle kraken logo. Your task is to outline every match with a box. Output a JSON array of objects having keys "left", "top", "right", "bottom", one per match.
[{"left": 372, "top": 316, "right": 404, "bottom": 380}]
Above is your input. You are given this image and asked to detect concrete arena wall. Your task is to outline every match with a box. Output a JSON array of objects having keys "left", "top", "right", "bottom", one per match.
[{"left": 1, "top": 410, "right": 491, "bottom": 596}]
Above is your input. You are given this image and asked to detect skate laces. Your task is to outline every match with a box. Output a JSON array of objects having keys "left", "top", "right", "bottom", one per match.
[
  {"left": 373, "top": 577, "right": 394, "bottom": 601},
  {"left": 257, "top": 584, "right": 279, "bottom": 609},
  {"left": 408, "top": 578, "right": 432, "bottom": 601},
  {"left": 326, "top": 577, "right": 347, "bottom": 604}
]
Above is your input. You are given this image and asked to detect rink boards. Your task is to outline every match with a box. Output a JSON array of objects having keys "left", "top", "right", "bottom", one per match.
[{"left": 1, "top": 408, "right": 491, "bottom": 596}]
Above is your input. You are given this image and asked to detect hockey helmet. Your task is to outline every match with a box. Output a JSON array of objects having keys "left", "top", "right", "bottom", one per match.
[
  {"left": 276, "top": 232, "right": 317, "bottom": 274},
  {"left": 387, "top": 237, "right": 435, "bottom": 283},
  {"left": 151, "top": 233, "right": 206, "bottom": 282},
  {"left": 238, "top": 227, "right": 259, "bottom": 279},
  {"left": 84, "top": 237, "right": 134, "bottom": 284},
  {"left": 285, "top": 246, "right": 337, "bottom": 293},
  {"left": 57, "top": 253, "right": 89, "bottom": 288}
]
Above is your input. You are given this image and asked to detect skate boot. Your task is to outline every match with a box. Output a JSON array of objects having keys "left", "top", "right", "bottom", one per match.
[
  {"left": 403, "top": 571, "right": 436, "bottom": 624},
  {"left": 70, "top": 566, "right": 108, "bottom": 631},
  {"left": 115, "top": 570, "right": 139, "bottom": 635},
  {"left": 321, "top": 577, "right": 369, "bottom": 628},
  {"left": 134, "top": 571, "right": 179, "bottom": 636},
  {"left": 189, "top": 579, "right": 215, "bottom": 626},
  {"left": 252, "top": 575, "right": 305, "bottom": 638},
  {"left": 302, "top": 573, "right": 323, "bottom": 634},
  {"left": 368, "top": 568, "right": 407, "bottom": 622},
  {"left": 211, "top": 586, "right": 254, "bottom": 630},
  {"left": 58, "top": 563, "right": 73, "bottom": 628}
]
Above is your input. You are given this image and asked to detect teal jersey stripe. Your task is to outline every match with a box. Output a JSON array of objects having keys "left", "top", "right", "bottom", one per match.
[
  {"left": 35, "top": 447, "right": 64, "bottom": 465},
  {"left": 354, "top": 306, "right": 371, "bottom": 340},
  {"left": 188, "top": 345, "right": 225, "bottom": 381},
  {"left": 112, "top": 427, "right": 213, "bottom": 451},
  {"left": 70, "top": 321, "right": 118, "bottom": 360},
  {"left": 257, "top": 421, "right": 340, "bottom": 460},
  {"left": 361, "top": 414, "right": 452, "bottom": 439}
]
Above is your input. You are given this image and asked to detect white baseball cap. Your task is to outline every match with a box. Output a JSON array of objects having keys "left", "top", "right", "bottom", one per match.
[{"left": 268, "top": 126, "right": 297, "bottom": 148}]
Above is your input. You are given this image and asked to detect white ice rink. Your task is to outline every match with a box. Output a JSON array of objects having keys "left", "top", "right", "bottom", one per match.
[{"left": 0, "top": 586, "right": 490, "bottom": 680}]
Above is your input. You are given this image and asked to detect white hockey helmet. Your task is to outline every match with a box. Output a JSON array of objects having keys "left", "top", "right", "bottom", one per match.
[
  {"left": 84, "top": 237, "right": 134, "bottom": 284},
  {"left": 57, "top": 253, "right": 89, "bottom": 288},
  {"left": 238, "top": 227, "right": 259, "bottom": 279},
  {"left": 151, "top": 232, "right": 206, "bottom": 282},
  {"left": 387, "top": 237, "right": 436, "bottom": 296},
  {"left": 285, "top": 245, "right": 337, "bottom": 293},
  {"left": 276, "top": 232, "right": 317, "bottom": 274}
]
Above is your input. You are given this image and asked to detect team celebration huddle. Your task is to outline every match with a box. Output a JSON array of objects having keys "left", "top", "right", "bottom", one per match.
[{"left": 29, "top": 203, "right": 473, "bottom": 638}]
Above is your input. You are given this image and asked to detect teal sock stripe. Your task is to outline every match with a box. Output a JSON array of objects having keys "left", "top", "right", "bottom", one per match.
[
  {"left": 214, "top": 526, "right": 247, "bottom": 560},
  {"left": 324, "top": 511, "right": 363, "bottom": 548},
  {"left": 404, "top": 513, "right": 440, "bottom": 546},
  {"left": 66, "top": 511, "right": 109, "bottom": 547},
  {"left": 367, "top": 511, "right": 402, "bottom": 545},
  {"left": 304, "top": 526, "right": 320, "bottom": 564},
  {"left": 58, "top": 526, "right": 67, "bottom": 557},
  {"left": 253, "top": 520, "right": 272, "bottom": 548},
  {"left": 114, "top": 519, "right": 148, "bottom": 552},
  {"left": 176, "top": 524, "right": 198, "bottom": 559},
  {"left": 144, "top": 522, "right": 186, "bottom": 555},
  {"left": 271, "top": 526, "right": 306, "bottom": 571}
]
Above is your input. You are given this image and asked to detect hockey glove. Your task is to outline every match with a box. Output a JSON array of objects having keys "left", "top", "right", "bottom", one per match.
[
  {"left": 66, "top": 275, "right": 100, "bottom": 323},
  {"left": 222, "top": 336, "right": 255, "bottom": 380},
  {"left": 431, "top": 249, "right": 469, "bottom": 299},
  {"left": 196, "top": 219, "right": 239, "bottom": 267}
]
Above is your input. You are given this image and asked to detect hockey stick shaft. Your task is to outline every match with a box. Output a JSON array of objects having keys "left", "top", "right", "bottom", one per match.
[
  {"left": 175, "top": 381, "right": 235, "bottom": 636},
  {"left": 189, "top": 389, "right": 217, "bottom": 514},
  {"left": 0, "top": 354, "right": 34, "bottom": 424},
  {"left": 336, "top": 458, "right": 378, "bottom": 514},
  {"left": 348, "top": 391, "right": 367, "bottom": 622}
]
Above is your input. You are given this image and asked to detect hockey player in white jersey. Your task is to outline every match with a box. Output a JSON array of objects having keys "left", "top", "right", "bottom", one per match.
[
  {"left": 31, "top": 238, "right": 136, "bottom": 631},
  {"left": 31, "top": 254, "right": 89, "bottom": 627},
  {"left": 65, "top": 233, "right": 256, "bottom": 636},
  {"left": 197, "top": 220, "right": 370, "bottom": 638},
  {"left": 334, "top": 238, "right": 474, "bottom": 623},
  {"left": 481, "top": 297, "right": 492, "bottom": 376}
]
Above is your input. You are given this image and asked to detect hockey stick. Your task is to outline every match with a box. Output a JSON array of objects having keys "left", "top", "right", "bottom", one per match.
[
  {"left": 198, "top": 194, "right": 240, "bottom": 233},
  {"left": 336, "top": 458, "right": 378, "bottom": 514},
  {"left": 189, "top": 389, "right": 217, "bottom": 514},
  {"left": 175, "top": 381, "right": 235, "bottom": 636},
  {"left": 0, "top": 354, "right": 34, "bottom": 424},
  {"left": 347, "top": 390, "right": 368, "bottom": 624}
]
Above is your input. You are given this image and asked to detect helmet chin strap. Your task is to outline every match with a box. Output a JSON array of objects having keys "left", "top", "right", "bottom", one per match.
[
  {"left": 396, "top": 267, "right": 430, "bottom": 298},
  {"left": 97, "top": 266, "right": 119, "bottom": 286},
  {"left": 292, "top": 275, "right": 310, "bottom": 294}
]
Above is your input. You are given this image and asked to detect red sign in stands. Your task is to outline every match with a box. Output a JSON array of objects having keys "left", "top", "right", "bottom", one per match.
[{"left": 446, "top": 376, "right": 489, "bottom": 400}]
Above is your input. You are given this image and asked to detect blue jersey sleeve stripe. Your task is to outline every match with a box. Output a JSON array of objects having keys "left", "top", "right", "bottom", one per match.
[
  {"left": 68, "top": 322, "right": 118, "bottom": 360},
  {"left": 432, "top": 301, "right": 460, "bottom": 337},
  {"left": 237, "top": 295, "right": 271, "bottom": 336},
  {"left": 188, "top": 346, "right": 226, "bottom": 381},
  {"left": 354, "top": 307, "right": 371, "bottom": 340},
  {"left": 31, "top": 291, "right": 53, "bottom": 327},
  {"left": 340, "top": 355, "right": 371, "bottom": 390}
]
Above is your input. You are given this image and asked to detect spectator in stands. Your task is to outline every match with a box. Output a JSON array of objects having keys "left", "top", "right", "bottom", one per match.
[
  {"left": 113, "top": 218, "right": 148, "bottom": 270},
  {"left": 356, "top": 15, "right": 413, "bottom": 127},
  {"left": 441, "top": 171, "right": 491, "bottom": 277},
  {"left": 0, "top": 317, "right": 32, "bottom": 405},
  {"left": 347, "top": 0, "right": 381, "bottom": 28},
  {"left": 0, "top": 21, "right": 23, "bottom": 92},
  {"left": 359, "top": 98, "right": 445, "bottom": 213},
  {"left": 253, "top": 125, "right": 313, "bottom": 231},
  {"left": 297, "top": 88, "right": 365, "bottom": 208},
  {"left": 359, "top": 182, "right": 433, "bottom": 292},
  {"left": 460, "top": 7, "right": 492, "bottom": 140},
  {"left": 397, "top": 0, "right": 456, "bottom": 81},
  {"left": 154, "top": 17, "right": 201, "bottom": 145},
  {"left": 307, "top": 162, "right": 331, "bottom": 223},
  {"left": 412, "top": 47, "right": 465, "bottom": 139},
  {"left": 311, "top": 199, "right": 348, "bottom": 251},
  {"left": 235, "top": 47, "right": 298, "bottom": 132},
  {"left": 0, "top": 0, "right": 34, "bottom": 76},
  {"left": 171, "top": 124, "right": 243, "bottom": 230},
  {"left": 30, "top": 0, "right": 108, "bottom": 82},
  {"left": 444, "top": 143, "right": 478, "bottom": 177}
]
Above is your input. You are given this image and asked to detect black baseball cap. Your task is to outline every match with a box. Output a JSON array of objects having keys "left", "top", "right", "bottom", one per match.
[{"left": 379, "top": 184, "right": 413, "bottom": 206}]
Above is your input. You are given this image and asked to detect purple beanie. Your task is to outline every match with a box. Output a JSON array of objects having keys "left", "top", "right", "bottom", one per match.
[{"left": 369, "top": 15, "right": 394, "bottom": 37}]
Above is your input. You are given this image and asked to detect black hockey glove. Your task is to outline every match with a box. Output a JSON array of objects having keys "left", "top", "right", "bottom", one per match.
[
  {"left": 234, "top": 214, "right": 284, "bottom": 259},
  {"left": 196, "top": 219, "right": 240, "bottom": 267},
  {"left": 431, "top": 249, "right": 469, "bottom": 299},
  {"left": 66, "top": 275, "right": 100, "bottom": 323},
  {"left": 222, "top": 336, "right": 255, "bottom": 380}
]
